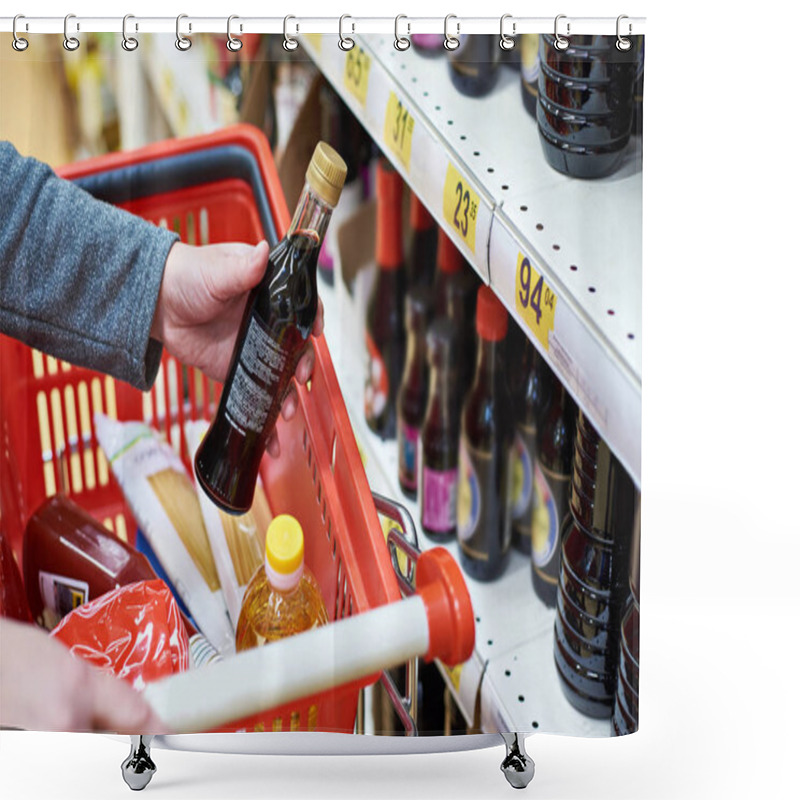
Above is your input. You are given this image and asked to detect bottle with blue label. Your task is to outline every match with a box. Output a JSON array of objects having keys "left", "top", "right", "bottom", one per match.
[{"left": 457, "top": 286, "right": 513, "bottom": 581}]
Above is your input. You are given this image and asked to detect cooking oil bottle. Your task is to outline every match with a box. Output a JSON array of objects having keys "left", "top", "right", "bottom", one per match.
[{"left": 235, "top": 515, "right": 328, "bottom": 651}]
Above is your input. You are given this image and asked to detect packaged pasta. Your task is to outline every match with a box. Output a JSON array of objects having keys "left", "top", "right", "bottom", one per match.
[
  {"left": 185, "top": 420, "right": 273, "bottom": 624},
  {"left": 94, "top": 414, "right": 235, "bottom": 655}
]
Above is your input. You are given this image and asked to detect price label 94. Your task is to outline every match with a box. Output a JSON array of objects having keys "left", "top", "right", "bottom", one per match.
[
  {"left": 442, "top": 163, "right": 479, "bottom": 252},
  {"left": 343, "top": 46, "right": 371, "bottom": 107},
  {"left": 515, "top": 253, "right": 557, "bottom": 351},
  {"left": 383, "top": 92, "right": 415, "bottom": 169}
]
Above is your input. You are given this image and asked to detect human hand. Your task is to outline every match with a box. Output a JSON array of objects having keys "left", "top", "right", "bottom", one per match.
[
  {"left": 150, "top": 241, "right": 324, "bottom": 457},
  {"left": 0, "top": 618, "right": 167, "bottom": 733}
]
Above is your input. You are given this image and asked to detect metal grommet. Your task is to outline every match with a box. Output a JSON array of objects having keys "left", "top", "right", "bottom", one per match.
[
  {"left": 616, "top": 14, "right": 632, "bottom": 51},
  {"left": 338, "top": 15, "right": 355, "bottom": 51},
  {"left": 554, "top": 14, "right": 570, "bottom": 51},
  {"left": 63, "top": 13, "right": 80, "bottom": 51},
  {"left": 394, "top": 15, "right": 410, "bottom": 51},
  {"left": 443, "top": 14, "right": 460, "bottom": 51},
  {"left": 175, "top": 13, "right": 192, "bottom": 51},
  {"left": 121, "top": 14, "right": 139, "bottom": 51},
  {"left": 227, "top": 15, "right": 243, "bottom": 52},
  {"left": 283, "top": 15, "right": 299, "bottom": 51},
  {"left": 12, "top": 15, "right": 29, "bottom": 52},
  {"left": 500, "top": 13, "right": 515, "bottom": 51}
]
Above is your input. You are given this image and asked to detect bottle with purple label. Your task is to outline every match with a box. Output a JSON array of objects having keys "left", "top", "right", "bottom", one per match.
[
  {"left": 420, "top": 319, "right": 460, "bottom": 541},
  {"left": 397, "top": 286, "right": 433, "bottom": 500}
]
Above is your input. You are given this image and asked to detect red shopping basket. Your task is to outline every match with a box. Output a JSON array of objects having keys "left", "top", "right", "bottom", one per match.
[{"left": 0, "top": 124, "right": 401, "bottom": 734}]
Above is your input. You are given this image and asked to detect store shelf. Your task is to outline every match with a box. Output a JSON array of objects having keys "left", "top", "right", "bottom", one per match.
[{"left": 303, "top": 33, "right": 642, "bottom": 487}]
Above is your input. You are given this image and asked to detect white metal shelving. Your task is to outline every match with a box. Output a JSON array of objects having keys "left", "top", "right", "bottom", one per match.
[{"left": 302, "top": 33, "right": 642, "bottom": 487}]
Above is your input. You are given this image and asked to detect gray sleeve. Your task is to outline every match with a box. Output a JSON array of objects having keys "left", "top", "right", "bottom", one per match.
[{"left": 0, "top": 141, "right": 180, "bottom": 390}]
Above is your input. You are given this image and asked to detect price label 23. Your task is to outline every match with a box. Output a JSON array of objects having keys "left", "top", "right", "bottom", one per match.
[
  {"left": 343, "top": 46, "right": 371, "bottom": 107},
  {"left": 515, "top": 253, "right": 557, "bottom": 350},
  {"left": 383, "top": 92, "right": 415, "bottom": 169},
  {"left": 442, "top": 163, "right": 479, "bottom": 252}
]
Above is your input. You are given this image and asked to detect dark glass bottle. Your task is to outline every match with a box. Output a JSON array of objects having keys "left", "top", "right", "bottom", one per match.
[
  {"left": 397, "top": 287, "right": 433, "bottom": 500},
  {"left": 407, "top": 193, "right": 437, "bottom": 288},
  {"left": 420, "top": 319, "right": 460, "bottom": 541},
  {"left": 195, "top": 142, "right": 347, "bottom": 514},
  {"left": 531, "top": 375, "right": 576, "bottom": 606},
  {"left": 364, "top": 159, "right": 407, "bottom": 440},
  {"left": 447, "top": 35, "right": 500, "bottom": 98},
  {"left": 519, "top": 34, "right": 540, "bottom": 118},
  {"left": 554, "top": 411, "right": 636, "bottom": 718},
  {"left": 509, "top": 337, "right": 548, "bottom": 555},
  {"left": 613, "top": 494, "right": 640, "bottom": 735},
  {"left": 457, "top": 287, "right": 513, "bottom": 581}
]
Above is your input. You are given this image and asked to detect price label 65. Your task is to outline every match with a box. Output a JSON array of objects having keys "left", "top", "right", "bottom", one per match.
[
  {"left": 343, "top": 46, "right": 371, "bottom": 107},
  {"left": 383, "top": 92, "right": 415, "bottom": 169},
  {"left": 515, "top": 253, "right": 557, "bottom": 351},
  {"left": 442, "top": 163, "right": 479, "bottom": 252}
]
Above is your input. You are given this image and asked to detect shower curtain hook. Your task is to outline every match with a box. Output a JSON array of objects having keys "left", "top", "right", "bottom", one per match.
[
  {"left": 394, "top": 15, "right": 411, "bottom": 51},
  {"left": 500, "top": 14, "right": 516, "bottom": 51},
  {"left": 63, "top": 13, "right": 80, "bottom": 51},
  {"left": 616, "top": 15, "right": 632, "bottom": 51},
  {"left": 12, "top": 15, "right": 29, "bottom": 51},
  {"left": 121, "top": 14, "right": 139, "bottom": 51},
  {"left": 444, "top": 14, "right": 460, "bottom": 51},
  {"left": 227, "top": 15, "right": 243, "bottom": 52},
  {"left": 339, "top": 15, "right": 355, "bottom": 51},
  {"left": 176, "top": 13, "right": 192, "bottom": 51},
  {"left": 554, "top": 14, "right": 570, "bottom": 51},
  {"left": 283, "top": 15, "right": 299, "bottom": 51}
]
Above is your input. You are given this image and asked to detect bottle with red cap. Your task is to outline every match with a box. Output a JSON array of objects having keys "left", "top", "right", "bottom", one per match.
[
  {"left": 364, "top": 159, "right": 407, "bottom": 439},
  {"left": 407, "top": 193, "right": 437, "bottom": 288},
  {"left": 457, "top": 286, "right": 514, "bottom": 581}
]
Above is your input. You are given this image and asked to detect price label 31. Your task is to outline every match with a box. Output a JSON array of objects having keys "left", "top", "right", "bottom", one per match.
[
  {"left": 515, "top": 253, "right": 557, "bottom": 351},
  {"left": 383, "top": 92, "right": 415, "bottom": 169},
  {"left": 343, "top": 46, "right": 371, "bottom": 107},
  {"left": 442, "top": 163, "right": 479, "bottom": 252}
]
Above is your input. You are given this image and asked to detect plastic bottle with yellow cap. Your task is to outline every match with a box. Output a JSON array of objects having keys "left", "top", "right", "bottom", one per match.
[
  {"left": 236, "top": 514, "right": 328, "bottom": 652},
  {"left": 195, "top": 142, "right": 348, "bottom": 515}
]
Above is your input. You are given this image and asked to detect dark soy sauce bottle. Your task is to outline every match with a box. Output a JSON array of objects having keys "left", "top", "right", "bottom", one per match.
[
  {"left": 420, "top": 319, "right": 460, "bottom": 541},
  {"left": 364, "top": 159, "right": 407, "bottom": 440},
  {"left": 554, "top": 411, "right": 636, "bottom": 718},
  {"left": 195, "top": 142, "right": 347, "bottom": 514},
  {"left": 447, "top": 35, "right": 500, "bottom": 98},
  {"left": 531, "top": 374, "right": 576, "bottom": 606},
  {"left": 407, "top": 193, "right": 438, "bottom": 288},
  {"left": 457, "top": 286, "right": 513, "bottom": 581},
  {"left": 397, "top": 287, "right": 433, "bottom": 500}
]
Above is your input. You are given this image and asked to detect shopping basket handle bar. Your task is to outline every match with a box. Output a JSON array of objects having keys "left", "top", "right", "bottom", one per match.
[
  {"left": 72, "top": 144, "right": 280, "bottom": 247},
  {"left": 143, "top": 548, "right": 474, "bottom": 734},
  {"left": 372, "top": 491, "right": 419, "bottom": 598}
]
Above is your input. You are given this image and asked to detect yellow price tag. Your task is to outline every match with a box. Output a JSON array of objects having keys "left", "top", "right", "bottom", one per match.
[
  {"left": 515, "top": 253, "right": 557, "bottom": 351},
  {"left": 383, "top": 92, "right": 415, "bottom": 169},
  {"left": 343, "top": 46, "right": 371, "bottom": 107},
  {"left": 442, "top": 163, "right": 479, "bottom": 252},
  {"left": 443, "top": 664, "right": 463, "bottom": 692},
  {"left": 305, "top": 33, "right": 322, "bottom": 53}
]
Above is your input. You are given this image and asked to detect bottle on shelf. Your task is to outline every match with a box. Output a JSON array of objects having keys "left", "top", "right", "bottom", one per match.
[
  {"left": 236, "top": 514, "right": 328, "bottom": 652},
  {"left": 519, "top": 34, "right": 540, "bottom": 119},
  {"left": 457, "top": 286, "right": 513, "bottom": 582},
  {"left": 509, "top": 335, "right": 549, "bottom": 555},
  {"left": 195, "top": 142, "right": 347, "bottom": 514},
  {"left": 407, "top": 193, "right": 438, "bottom": 288},
  {"left": 554, "top": 411, "right": 637, "bottom": 718},
  {"left": 397, "top": 286, "right": 433, "bottom": 501},
  {"left": 420, "top": 318, "right": 461, "bottom": 541},
  {"left": 447, "top": 35, "right": 501, "bottom": 98},
  {"left": 411, "top": 34, "right": 444, "bottom": 59},
  {"left": 364, "top": 159, "right": 407, "bottom": 440},
  {"left": 531, "top": 371, "right": 576, "bottom": 606},
  {"left": 613, "top": 494, "right": 640, "bottom": 735}
]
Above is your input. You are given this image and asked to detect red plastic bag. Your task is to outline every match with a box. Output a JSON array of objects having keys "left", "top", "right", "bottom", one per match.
[{"left": 51, "top": 579, "right": 189, "bottom": 691}]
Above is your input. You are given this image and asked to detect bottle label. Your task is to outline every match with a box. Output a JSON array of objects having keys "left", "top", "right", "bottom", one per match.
[
  {"left": 531, "top": 463, "right": 569, "bottom": 569},
  {"left": 510, "top": 427, "right": 535, "bottom": 521},
  {"left": 364, "top": 331, "right": 389, "bottom": 421},
  {"left": 422, "top": 466, "right": 458, "bottom": 533},
  {"left": 38, "top": 570, "right": 89, "bottom": 623},
  {"left": 225, "top": 314, "right": 287, "bottom": 435},
  {"left": 398, "top": 421, "right": 420, "bottom": 491},
  {"left": 456, "top": 438, "right": 481, "bottom": 544}
]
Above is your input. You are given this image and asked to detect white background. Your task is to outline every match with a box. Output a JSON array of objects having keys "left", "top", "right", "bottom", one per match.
[{"left": 2, "top": 0, "right": 799, "bottom": 798}]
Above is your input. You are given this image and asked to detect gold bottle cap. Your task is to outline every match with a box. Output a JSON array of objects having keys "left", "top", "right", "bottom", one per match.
[{"left": 305, "top": 141, "right": 348, "bottom": 208}]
